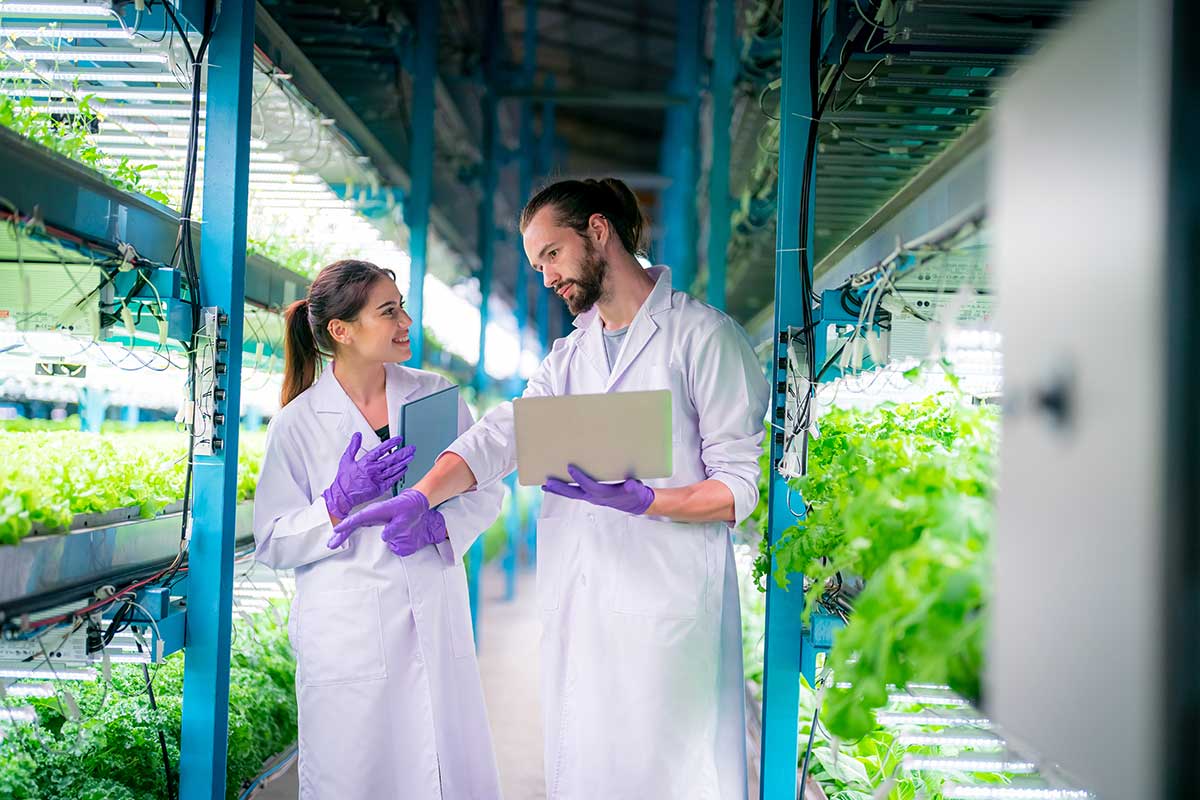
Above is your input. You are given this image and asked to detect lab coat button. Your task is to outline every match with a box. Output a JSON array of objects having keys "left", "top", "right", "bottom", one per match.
[{"left": 580, "top": 574, "right": 588, "bottom": 587}]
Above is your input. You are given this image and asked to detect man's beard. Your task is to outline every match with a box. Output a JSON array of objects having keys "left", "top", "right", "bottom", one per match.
[{"left": 560, "top": 238, "right": 608, "bottom": 315}]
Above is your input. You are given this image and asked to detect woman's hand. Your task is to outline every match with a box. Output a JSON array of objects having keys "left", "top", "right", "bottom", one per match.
[
  {"left": 382, "top": 509, "right": 448, "bottom": 557},
  {"left": 327, "top": 488, "right": 430, "bottom": 549},
  {"left": 322, "top": 431, "right": 416, "bottom": 520}
]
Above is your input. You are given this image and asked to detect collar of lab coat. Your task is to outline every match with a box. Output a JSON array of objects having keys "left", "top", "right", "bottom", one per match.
[
  {"left": 572, "top": 264, "right": 674, "bottom": 390},
  {"left": 310, "top": 362, "right": 422, "bottom": 448}
]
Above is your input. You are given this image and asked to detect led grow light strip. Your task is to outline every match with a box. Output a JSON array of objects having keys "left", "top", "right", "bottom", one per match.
[
  {"left": 0, "top": 45, "right": 168, "bottom": 63},
  {"left": 905, "top": 755, "right": 1038, "bottom": 774},
  {"left": 2, "top": 683, "right": 55, "bottom": 698},
  {"left": 0, "top": 68, "right": 182, "bottom": 83},
  {"left": 28, "top": 102, "right": 205, "bottom": 118},
  {"left": 0, "top": 2, "right": 116, "bottom": 18},
  {"left": 897, "top": 731, "right": 1006, "bottom": 749},
  {"left": 943, "top": 788, "right": 1093, "bottom": 800},
  {"left": 0, "top": 706, "right": 37, "bottom": 724},
  {"left": 0, "top": 25, "right": 134, "bottom": 40},
  {"left": 5, "top": 85, "right": 196, "bottom": 101},
  {"left": 876, "top": 709, "right": 994, "bottom": 728}
]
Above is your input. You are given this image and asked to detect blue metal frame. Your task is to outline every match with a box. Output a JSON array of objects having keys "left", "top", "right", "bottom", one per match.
[
  {"left": 405, "top": 0, "right": 439, "bottom": 370},
  {"left": 535, "top": 74, "right": 557, "bottom": 356},
  {"left": 661, "top": 0, "right": 701, "bottom": 290},
  {"left": 178, "top": 0, "right": 254, "bottom": 796},
  {"left": 759, "top": 2, "right": 818, "bottom": 797},
  {"left": 467, "top": 0, "right": 504, "bottom": 638},
  {"left": 707, "top": 0, "right": 736, "bottom": 311}
]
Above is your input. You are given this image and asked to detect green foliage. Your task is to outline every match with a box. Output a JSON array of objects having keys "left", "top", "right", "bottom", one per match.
[
  {"left": 0, "top": 605, "right": 296, "bottom": 800},
  {"left": 753, "top": 396, "right": 999, "bottom": 740},
  {"left": 0, "top": 430, "right": 266, "bottom": 544},
  {"left": 0, "top": 89, "right": 170, "bottom": 205}
]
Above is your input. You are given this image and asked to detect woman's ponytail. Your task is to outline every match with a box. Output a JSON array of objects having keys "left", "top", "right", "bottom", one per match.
[{"left": 281, "top": 298, "right": 318, "bottom": 407}]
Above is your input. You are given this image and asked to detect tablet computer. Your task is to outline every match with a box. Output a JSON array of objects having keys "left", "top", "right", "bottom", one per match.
[
  {"left": 397, "top": 384, "right": 460, "bottom": 488},
  {"left": 513, "top": 389, "right": 673, "bottom": 487}
]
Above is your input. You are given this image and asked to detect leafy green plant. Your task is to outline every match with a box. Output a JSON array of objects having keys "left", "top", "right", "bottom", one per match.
[
  {"left": 0, "top": 88, "right": 170, "bottom": 205},
  {"left": 0, "top": 430, "right": 266, "bottom": 544},
  {"left": 0, "top": 604, "right": 296, "bottom": 800},
  {"left": 753, "top": 396, "right": 999, "bottom": 740}
]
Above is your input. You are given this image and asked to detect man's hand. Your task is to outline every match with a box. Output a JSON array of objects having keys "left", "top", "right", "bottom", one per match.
[{"left": 542, "top": 464, "right": 655, "bottom": 516}]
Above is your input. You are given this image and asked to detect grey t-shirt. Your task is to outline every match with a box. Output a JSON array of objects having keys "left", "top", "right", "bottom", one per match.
[{"left": 602, "top": 326, "right": 628, "bottom": 372}]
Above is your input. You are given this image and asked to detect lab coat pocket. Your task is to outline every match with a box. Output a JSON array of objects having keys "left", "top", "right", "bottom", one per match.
[
  {"left": 442, "top": 566, "right": 476, "bottom": 658},
  {"left": 536, "top": 515, "right": 570, "bottom": 611},
  {"left": 640, "top": 360, "right": 688, "bottom": 444},
  {"left": 610, "top": 517, "right": 708, "bottom": 619},
  {"left": 296, "top": 587, "right": 387, "bottom": 686}
]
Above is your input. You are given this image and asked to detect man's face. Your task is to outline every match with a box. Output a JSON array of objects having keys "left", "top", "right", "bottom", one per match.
[{"left": 523, "top": 206, "right": 608, "bottom": 315}]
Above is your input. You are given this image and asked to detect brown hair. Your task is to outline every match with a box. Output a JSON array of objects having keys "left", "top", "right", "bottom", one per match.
[
  {"left": 519, "top": 177, "right": 647, "bottom": 256},
  {"left": 281, "top": 259, "right": 396, "bottom": 406}
]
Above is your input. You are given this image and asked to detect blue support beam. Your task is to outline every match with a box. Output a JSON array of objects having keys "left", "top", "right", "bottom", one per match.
[
  {"left": 467, "top": 0, "right": 504, "bottom": 640},
  {"left": 503, "top": 474, "right": 520, "bottom": 601},
  {"left": 178, "top": 0, "right": 254, "bottom": 797},
  {"left": 511, "top": 0, "right": 538, "bottom": 396},
  {"left": 707, "top": 0, "right": 736, "bottom": 311},
  {"left": 661, "top": 0, "right": 702, "bottom": 290},
  {"left": 759, "top": 2, "right": 818, "bottom": 798},
  {"left": 536, "top": 75, "right": 557, "bottom": 353},
  {"left": 405, "top": 0, "right": 439, "bottom": 370}
]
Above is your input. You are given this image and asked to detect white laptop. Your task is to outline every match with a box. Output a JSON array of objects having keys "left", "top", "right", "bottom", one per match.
[{"left": 513, "top": 390, "right": 673, "bottom": 487}]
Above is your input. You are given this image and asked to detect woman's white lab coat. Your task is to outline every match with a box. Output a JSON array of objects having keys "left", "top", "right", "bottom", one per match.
[
  {"left": 253, "top": 363, "right": 504, "bottom": 799},
  {"left": 446, "top": 266, "right": 771, "bottom": 799}
]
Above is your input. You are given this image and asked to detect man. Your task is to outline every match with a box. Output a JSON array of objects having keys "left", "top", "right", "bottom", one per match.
[{"left": 331, "top": 177, "right": 770, "bottom": 798}]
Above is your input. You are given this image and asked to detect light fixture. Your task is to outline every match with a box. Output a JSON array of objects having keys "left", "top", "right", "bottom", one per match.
[
  {"left": 905, "top": 755, "right": 1038, "bottom": 774},
  {"left": 875, "top": 709, "right": 994, "bottom": 728},
  {"left": 0, "top": 68, "right": 181, "bottom": 83},
  {"left": 897, "top": 731, "right": 1006, "bottom": 749},
  {"left": 0, "top": 25, "right": 133, "bottom": 40},
  {"left": 0, "top": 2, "right": 116, "bottom": 18},
  {"left": 943, "top": 789, "right": 1094, "bottom": 800},
  {"left": 5, "top": 85, "right": 196, "bottom": 101},
  {"left": 0, "top": 666, "right": 96, "bottom": 680},
  {"left": 29, "top": 102, "right": 205, "bottom": 118},
  {"left": 0, "top": 706, "right": 38, "bottom": 724},
  {"left": 0, "top": 45, "right": 167, "bottom": 63},
  {"left": 2, "top": 683, "right": 55, "bottom": 698}
]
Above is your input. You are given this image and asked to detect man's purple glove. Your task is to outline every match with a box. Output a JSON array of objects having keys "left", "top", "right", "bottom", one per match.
[
  {"left": 327, "top": 488, "right": 430, "bottom": 549},
  {"left": 322, "top": 431, "right": 415, "bottom": 520},
  {"left": 542, "top": 464, "right": 656, "bottom": 515},
  {"left": 383, "top": 509, "right": 448, "bottom": 557}
]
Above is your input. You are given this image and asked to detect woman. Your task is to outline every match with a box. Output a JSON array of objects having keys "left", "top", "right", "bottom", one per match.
[{"left": 253, "top": 259, "right": 504, "bottom": 799}]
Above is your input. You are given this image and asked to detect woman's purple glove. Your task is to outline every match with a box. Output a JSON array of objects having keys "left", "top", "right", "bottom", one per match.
[
  {"left": 383, "top": 509, "right": 448, "bottom": 557},
  {"left": 327, "top": 488, "right": 430, "bottom": 549},
  {"left": 542, "top": 464, "right": 655, "bottom": 516},
  {"left": 322, "top": 431, "right": 416, "bottom": 520}
]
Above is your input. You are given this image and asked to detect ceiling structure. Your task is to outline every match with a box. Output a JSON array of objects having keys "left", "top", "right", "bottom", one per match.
[{"left": 256, "top": 0, "right": 1079, "bottom": 336}]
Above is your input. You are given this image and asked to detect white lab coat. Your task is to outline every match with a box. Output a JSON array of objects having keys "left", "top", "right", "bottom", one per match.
[
  {"left": 446, "top": 266, "right": 770, "bottom": 799},
  {"left": 253, "top": 363, "right": 504, "bottom": 800}
]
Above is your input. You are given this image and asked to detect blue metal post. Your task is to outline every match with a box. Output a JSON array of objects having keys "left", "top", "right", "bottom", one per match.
[
  {"left": 78, "top": 386, "right": 109, "bottom": 432},
  {"left": 123, "top": 404, "right": 140, "bottom": 427},
  {"left": 467, "top": 0, "right": 503, "bottom": 639},
  {"left": 759, "top": 1, "right": 817, "bottom": 798},
  {"left": 503, "top": 473, "right": 520, "bottom": 600},
  {"left": 509, "top": 0, "right": 537, "bottom": 403},
  {"left": 707, "top": 0, "right": 735, "bottom": 311},
  {"left": 179, "top": 0, "right": 253, "bottom": 797},
  {"left": 405, "top": 0, "right": 439, "bottom": 369},
  {"left": 661, "top": 0, "right": 701, "bottom": 290},
  {"left": 535, "top": 74, "right": 556, "bottom": 355}
]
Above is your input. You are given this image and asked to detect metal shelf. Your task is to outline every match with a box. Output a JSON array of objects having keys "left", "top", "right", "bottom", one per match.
[
  {"left": 0, "top": 501, "right": 255, "bottom": 621},
  {"left": 0, "top": 126, "right": 310, "bottom": 311}
]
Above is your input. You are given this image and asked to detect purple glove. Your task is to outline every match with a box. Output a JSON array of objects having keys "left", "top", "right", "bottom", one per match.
[
  {"left": 322, "top": 431, "right": 416, "bottom": 520},
  {"left": 542, "top": 464, "right": 655, "bottom": 515},
  {"left": 327, "top": 488, "right": 430, "bottom": 549},
  {"left": 383, "top": 509, "right": 448, "bottom": 557}
]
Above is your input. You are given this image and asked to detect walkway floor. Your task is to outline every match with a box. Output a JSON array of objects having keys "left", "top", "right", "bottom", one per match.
[{"left": 255, "top": 561, "right": 544, "bottom": 799}]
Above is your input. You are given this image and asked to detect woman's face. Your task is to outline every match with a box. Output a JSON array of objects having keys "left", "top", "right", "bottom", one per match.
[{"left": 332, "top": 277, "right": 412, "bottom": 363}]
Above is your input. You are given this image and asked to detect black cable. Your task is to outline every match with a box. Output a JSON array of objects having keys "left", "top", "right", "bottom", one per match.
[
  {"left": 136, "top": 639, "right": 176, "bottom": 800},
  {"left": 796, "top": 703, "right": 820, "bottom": 800}
]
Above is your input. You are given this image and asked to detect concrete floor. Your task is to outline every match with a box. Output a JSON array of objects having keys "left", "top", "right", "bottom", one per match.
[{"left": 255, "top": 562, "right": 545, "bottom": 799}]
